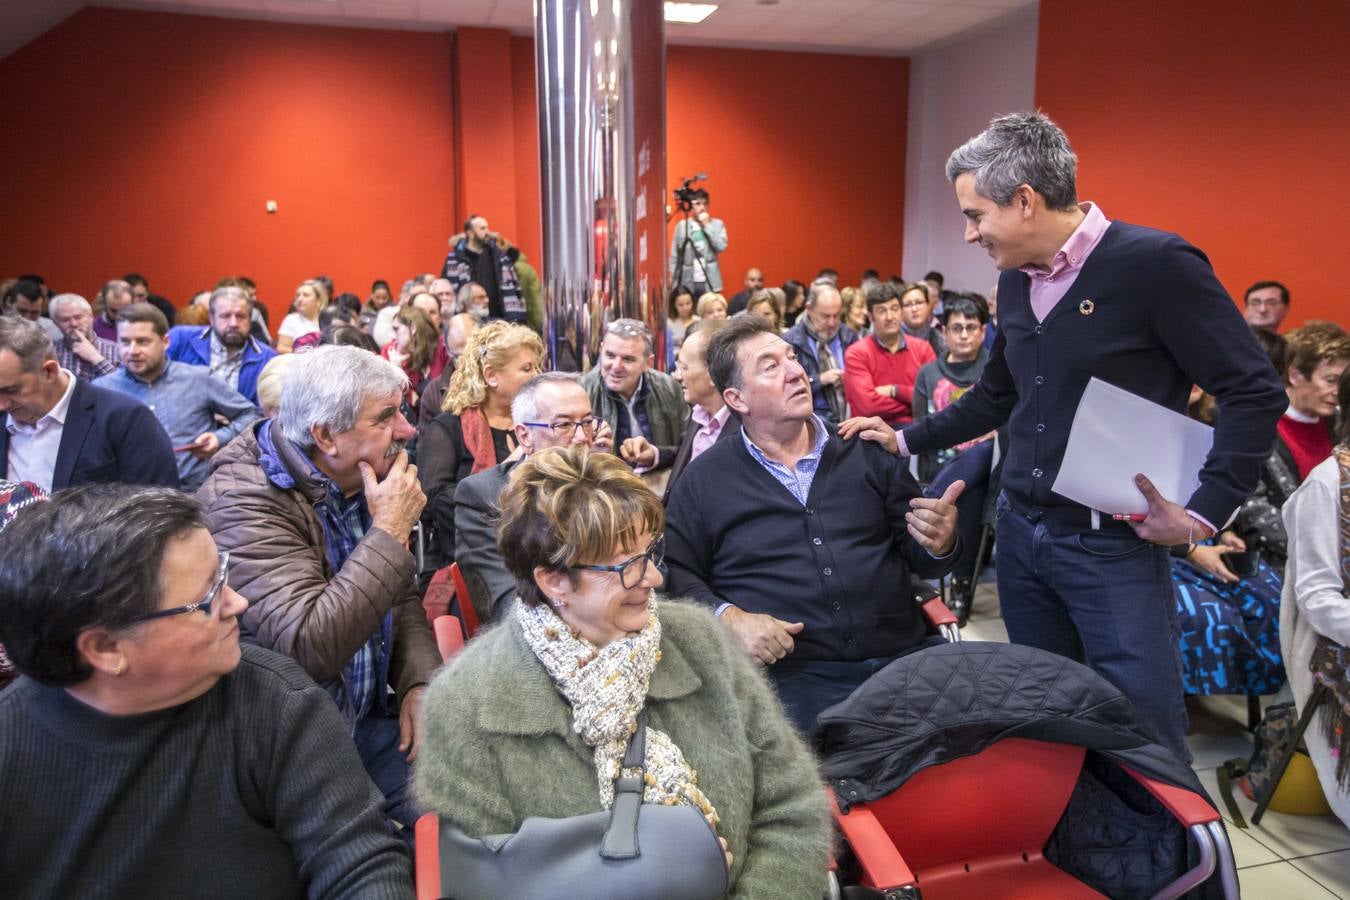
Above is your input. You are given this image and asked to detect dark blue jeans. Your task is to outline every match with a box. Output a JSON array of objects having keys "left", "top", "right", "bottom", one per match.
[
  {"left": 994, "top": 492, "right": 1192, "bottom": 763},
  {"left": 354, "top": 710, "right": 421, "bottom": 838},
  {"left": 768, "top": 638, "right": 944, "bottom": 734}
]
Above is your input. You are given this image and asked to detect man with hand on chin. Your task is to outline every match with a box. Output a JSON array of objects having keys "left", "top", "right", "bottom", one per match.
[
  {"left": 197, "top": 345, "right": 440, "bottom": 836},
  {"left": 50, "top": 293, "right": 120, "bottom": 382},
  {"left": 666, "top": 315, "right": 962, "bottom": 732},
  {"left": 96, "top": 304, "right": 257, "bottom": 492},
  {"left": 840, "top": 112, "right": 1285, "bottom": 760}
]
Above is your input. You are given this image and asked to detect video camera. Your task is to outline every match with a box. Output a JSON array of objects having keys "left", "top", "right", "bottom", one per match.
[{"left": 672, "top": 174, "right": 707, "bottom": 212}]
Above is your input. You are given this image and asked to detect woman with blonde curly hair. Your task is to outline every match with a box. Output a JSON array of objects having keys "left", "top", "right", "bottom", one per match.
[
  {"left": 417, "top": 321, "right": 542, "bottom": 568},
  {"left": 415, "top": 445, "right": 831, "bottom": 898},
  {"left": 276, "top": 279, "right": 329, "bottom": 353}
]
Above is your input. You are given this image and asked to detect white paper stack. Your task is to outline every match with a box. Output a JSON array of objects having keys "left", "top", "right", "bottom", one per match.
[{"left": 1051, "top": 377, "right": 1214, "bottom": 516}]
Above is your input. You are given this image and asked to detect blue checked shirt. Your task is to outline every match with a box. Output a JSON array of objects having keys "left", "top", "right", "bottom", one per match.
[
  {"left": 309, "top": 476, "right": 391, "bottom": 727},
  {"left": 741, "top": 415, "right": 830, "bottom": 506}
]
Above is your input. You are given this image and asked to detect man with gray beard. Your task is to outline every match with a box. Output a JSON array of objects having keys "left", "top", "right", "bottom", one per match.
[{"left": 197, "top": 346, "right": 440, "bottom": 835}]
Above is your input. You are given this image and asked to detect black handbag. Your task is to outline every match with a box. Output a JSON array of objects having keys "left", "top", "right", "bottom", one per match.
[{"left": 433, "top": 713, "right": 730, "bottom": 900}]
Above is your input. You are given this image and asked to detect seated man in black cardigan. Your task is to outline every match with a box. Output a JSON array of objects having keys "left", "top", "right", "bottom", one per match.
[{"left": 665, "top": 315, "right": 963, "bottom": 731}]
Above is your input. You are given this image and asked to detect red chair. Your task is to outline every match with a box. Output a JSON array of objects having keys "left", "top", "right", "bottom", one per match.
[
  {"left": 432, "top": 615, "right": 465, "bottom": 664},
  {"left": 448, "top": 563, "right": 482, "bottom": 639},
  {"left": 832, "top": 737, "right": 1238, "bottom": 900},
  {"left": 414, "top": 813, "right": 443, "bottom": 900}
]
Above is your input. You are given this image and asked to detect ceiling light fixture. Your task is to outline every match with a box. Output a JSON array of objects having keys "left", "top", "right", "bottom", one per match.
[{"left": 664, "top": 2, "right": 718, "bottom": 25}]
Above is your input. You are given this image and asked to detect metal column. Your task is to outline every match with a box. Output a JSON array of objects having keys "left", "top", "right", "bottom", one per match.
[{"left": 535, "top": 0, "right": 666, "bottom": 371}]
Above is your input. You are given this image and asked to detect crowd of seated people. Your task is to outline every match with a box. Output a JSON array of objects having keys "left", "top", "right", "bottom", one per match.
[
  {"left": 1170, "top": 319, "right": 1349, "bottom": 700},
  {"left": 2, "top": 240, "right": 1345, "bottom": 897}
]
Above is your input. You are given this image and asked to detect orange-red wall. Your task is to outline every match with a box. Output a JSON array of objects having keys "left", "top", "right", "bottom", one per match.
[
  {"left": 0, "top": 8, "right": 457, "bottom": 322},
  {"left": 0, "top": 9, "right": 908, "bottom": 321},
  {"left": 666, "top": 47, "right": 907, "bottom": 291},
  {"left": 1035, "top": 0, "right": 1349, "bottom": 329}
]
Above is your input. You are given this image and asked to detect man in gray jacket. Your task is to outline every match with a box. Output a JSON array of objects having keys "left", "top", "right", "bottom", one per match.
[
  {"left": 668, "top": 188, "right": 728, "bottom": 293},
  {"left": 454, "top": 373, "right": 613, "bottom": 619}
]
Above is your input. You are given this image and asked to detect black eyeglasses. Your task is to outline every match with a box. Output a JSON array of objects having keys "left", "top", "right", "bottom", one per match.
[
  {"left": 946, "top": 323, "right": 983, "bottom": 335},
  {"left": 522, "top": 416, "right": 603, "bottom": 439},
  {"left": 572, "top": 535, "right": 665, "bottom": 589},
  {"left": 128, "top": 551, "right": 230, "bottom": 623}
]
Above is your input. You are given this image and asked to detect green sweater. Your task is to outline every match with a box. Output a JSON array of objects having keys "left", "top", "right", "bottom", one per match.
[{"left": 415, "top": 600, "right": 832, "bottom": 899}]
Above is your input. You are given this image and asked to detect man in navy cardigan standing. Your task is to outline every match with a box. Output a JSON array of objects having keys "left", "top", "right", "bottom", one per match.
[
  {"left": 666, "top": 316, "right": 963, "bottom": 732},
  {"left": 842, "top": 112, "right": 1286, "bottom": 760}
]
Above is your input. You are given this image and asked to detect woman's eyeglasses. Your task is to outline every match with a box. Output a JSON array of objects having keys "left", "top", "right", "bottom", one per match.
[
  {"left": 572, "top": 535, "right": 665, "bottom": 589},
  {"left": 127, "top": 551, "right": 230, "bottom": 623}
]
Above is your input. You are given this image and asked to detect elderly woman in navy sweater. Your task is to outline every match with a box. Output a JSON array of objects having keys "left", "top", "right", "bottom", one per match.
[{"left": 0, "top": 486, "right": 412, "bottom": 899}]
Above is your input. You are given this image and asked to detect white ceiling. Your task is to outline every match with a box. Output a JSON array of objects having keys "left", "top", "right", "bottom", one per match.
[{"left": 2, "top": 0, "right": 1036, "bottom": 61}]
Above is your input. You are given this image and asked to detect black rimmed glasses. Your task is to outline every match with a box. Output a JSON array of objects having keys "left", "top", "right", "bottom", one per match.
[
  {"left": 572, "top": 535, "right": 665, "bottom": 589},
  {"left": 946, "top": 323, "right": 983, "bottom": 335},
  {"left": 127, "top": 551, "right": 230, "bottom": 623},
  {"left": 521, "top": 415, "right": 604, "bottom": 440}
]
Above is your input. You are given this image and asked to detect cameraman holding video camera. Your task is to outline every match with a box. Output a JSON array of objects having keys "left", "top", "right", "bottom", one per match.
[{"left": 668, "top": 180, "right": 728, "bottom": 294}]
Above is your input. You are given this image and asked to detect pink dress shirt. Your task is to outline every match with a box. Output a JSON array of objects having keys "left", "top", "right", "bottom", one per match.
[
  {"left": 690, "top": 404, "right": 730, "bottom": 462},
  {"left": 1020, "top": 202, "right": 1112, "bottom": 322}
]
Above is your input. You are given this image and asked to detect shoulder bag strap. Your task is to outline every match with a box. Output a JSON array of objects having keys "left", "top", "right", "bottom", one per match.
[{"left": 600, "top": 711, "right": 647, "bottom": 860}]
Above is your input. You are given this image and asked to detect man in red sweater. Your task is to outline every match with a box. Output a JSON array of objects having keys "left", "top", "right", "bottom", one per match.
[
  {"left": 1278, "top": 322, "right": 1349, "bottom": 479},
  {"left": 843, "top": 282, "right": 936, "bottom": 426}
]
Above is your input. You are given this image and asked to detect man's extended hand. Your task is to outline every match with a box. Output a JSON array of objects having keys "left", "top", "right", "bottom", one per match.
[
  {"left": 619, "top": 436, "right": 658, "bottom": 469},
  {"left": 398, "top": 684, "right": 426, "bottom": 763},
  {"left": 362, "top": 452, "right": 427, "bottom": 545},
  {"left": 838, "top": 415, "right": 899, "bottom": 455},
  {"left": 907, "top": 480, "right": 964, "bottom": 556},
  {"left": 187, "top": 432, "right": 221, "bottom": 460},
  {"left": 1131, "top": 473, "right": 1210, "bottom": 546},
  {"left": 818, "top": 369, "right": 843, "bottom": 387},
  {"left": 720, "top": 605, "right": 804, "bottom": 666}
]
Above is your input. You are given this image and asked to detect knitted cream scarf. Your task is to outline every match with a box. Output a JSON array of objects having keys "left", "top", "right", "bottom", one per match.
[{"left": 515, "top": 596, "right": 721, "bottom": 829}]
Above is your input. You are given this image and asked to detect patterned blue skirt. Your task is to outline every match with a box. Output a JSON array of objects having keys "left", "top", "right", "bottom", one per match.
[{"left": 1172, "top": 557, "right": 1286, "bottom": 696}]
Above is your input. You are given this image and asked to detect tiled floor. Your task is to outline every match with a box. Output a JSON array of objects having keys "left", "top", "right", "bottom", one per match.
[{"left": 959, "top": 580, "right": 1350, "bottom": 898}]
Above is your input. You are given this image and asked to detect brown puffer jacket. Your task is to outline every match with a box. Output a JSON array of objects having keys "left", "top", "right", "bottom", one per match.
[{"left": 197, "top": 423, "right": 439, "bottom": 705}]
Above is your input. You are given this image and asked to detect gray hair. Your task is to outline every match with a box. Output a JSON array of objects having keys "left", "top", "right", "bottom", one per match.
[
  {"left": 208, "top": 285, "right": 250, "bottom": 315},
  {"left": 604, "top": 317, "right": 654, "bottom": 355},
  {"left": 0, "top": 316, "right": 56, "bottom": 372},
  {"left": 48, "top": 293, "right": 92, "bottom": 317},
  {"left": 455, "top": 282, "right": 486, "bottom": 312},
  {"left": 511, "top": 371, "right": 585, "bottom": 425},
  {"left": 945, "top": 111, "right": 1078, "bottom": 211},
  {"left": 807, "top": 280, "right": 840, "bottom": 308},
  {"left": 277, "top": 346, "right": 409, "bottom": 453}
]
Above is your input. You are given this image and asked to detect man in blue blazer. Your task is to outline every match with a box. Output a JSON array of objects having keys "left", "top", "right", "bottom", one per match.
[
  {"left": 166, "top": 286, "right": 277, "bottom": 407},
  {"left": 0, "top": 318, "right": 179, "bottom": 492}
]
